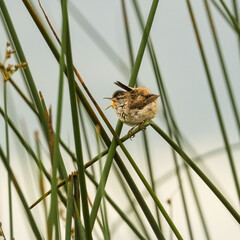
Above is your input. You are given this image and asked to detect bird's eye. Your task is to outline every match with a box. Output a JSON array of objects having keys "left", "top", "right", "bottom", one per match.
[{"left": 112, "top": 90, "right": 125, "bottom": 98}]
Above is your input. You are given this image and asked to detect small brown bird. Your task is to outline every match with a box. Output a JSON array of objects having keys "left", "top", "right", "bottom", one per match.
[{"left": 105, "top": 81, "right": 159, "bottom": 136}]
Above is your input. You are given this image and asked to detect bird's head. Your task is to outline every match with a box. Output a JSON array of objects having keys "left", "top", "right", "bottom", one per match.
[{"left": 105, "top": 90, "right": 128, "bottom": 109}]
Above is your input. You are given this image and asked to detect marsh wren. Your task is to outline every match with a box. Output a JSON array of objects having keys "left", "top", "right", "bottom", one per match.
[{"left": 105, "top": 81, "right": 159, "bottom": 136}]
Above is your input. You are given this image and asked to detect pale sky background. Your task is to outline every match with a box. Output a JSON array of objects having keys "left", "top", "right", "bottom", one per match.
[{"left": 0, "top": 0, "right": 240, "bottom": 239}]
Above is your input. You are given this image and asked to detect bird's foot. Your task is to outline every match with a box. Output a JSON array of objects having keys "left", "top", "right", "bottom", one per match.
[
  {"left": 127, "top": 122, "right": 147, "bottom": 139},
  {"left": 139, "top": 121, "right": 146, "bottom": 131},
  {"left": 128, "top": 127, "right": 136, "bottom": 140}
]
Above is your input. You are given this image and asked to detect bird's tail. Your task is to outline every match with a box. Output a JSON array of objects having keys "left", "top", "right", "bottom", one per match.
[{"left": 114, "top": 81, "right": 133, "bottom": 92}]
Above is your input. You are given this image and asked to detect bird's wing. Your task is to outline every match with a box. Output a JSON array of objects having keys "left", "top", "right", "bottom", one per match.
[{"left": 130, "top": 94, "right": 159, "bottom": 110}]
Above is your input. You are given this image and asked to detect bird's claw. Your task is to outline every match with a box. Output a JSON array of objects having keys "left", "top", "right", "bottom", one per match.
[
  {"left": 139, "top": 122, "right": 146, "bottom": 131},
  {"left": 127, "top": 122, "right": 147, "bottom": 139},
  {"left": 128, "top": 127, "right": 136, "bottom": 140}
]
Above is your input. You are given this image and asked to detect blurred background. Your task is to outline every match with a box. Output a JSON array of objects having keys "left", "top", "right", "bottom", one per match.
[{"left": 0, "top": 0, "right": 239, "bottom": 239}]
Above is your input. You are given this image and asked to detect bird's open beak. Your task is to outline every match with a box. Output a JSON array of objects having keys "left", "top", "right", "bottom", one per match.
[{"left": 104, "top": 97, "right": 116, "bottom": 110}]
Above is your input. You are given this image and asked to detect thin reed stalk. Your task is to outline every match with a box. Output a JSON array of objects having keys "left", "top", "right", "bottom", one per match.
[{"left": 185, "top": 0, "right": 240, "bottom": 204}]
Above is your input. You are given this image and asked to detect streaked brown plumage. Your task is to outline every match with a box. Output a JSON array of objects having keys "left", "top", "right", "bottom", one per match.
[{"left": 105, "top": 81, "right": 159, "bottom": 131}]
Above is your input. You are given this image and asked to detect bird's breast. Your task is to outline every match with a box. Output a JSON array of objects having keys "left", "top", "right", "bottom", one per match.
[{"left": 114, "top": 100, "right": 158, "bottom": 126}]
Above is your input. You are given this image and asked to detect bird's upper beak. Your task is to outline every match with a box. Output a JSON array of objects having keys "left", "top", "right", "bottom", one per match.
[{"left": 104, "top": 97, "right": 116, "bottom": 110}]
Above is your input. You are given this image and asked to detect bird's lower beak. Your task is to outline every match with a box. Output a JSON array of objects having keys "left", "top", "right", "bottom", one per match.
[{"left": 104, "top": 98, "right": 116, "bottom": 110}]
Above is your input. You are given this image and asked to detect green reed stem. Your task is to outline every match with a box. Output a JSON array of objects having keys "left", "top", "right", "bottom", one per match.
[
  {"left": 96, "top": 128, "right": 111, "bottom": 240},
  {"left": 1, "top": 0, "right": 69, "bottom": 189},
  {"left": 210, "top": 0, "right": 234, "bottom": 29},
  {"left": 218, "top": 0, "right": 240, "bottom": 36},
  {"left": 0, "top": 0, "right": 49, "bottom": 139},
  {"left": 86, "top": 171, "right": 147, "bottom": 240},
  {"left": 150, "top": 121, "right": 240, "bottom": 223},
  {"left": 90, "top": 122, "right": 122, "bottom": 229},
  {"left": 0, "top": 106, "right": 67, "bottom": 209},
  {"left": 131, "top": 2, "right": 199, "bottom": 238},
  {"left": 18, "top": 1, "right": 179, "bottom": 238},
  {"left": 231, "top": 0, "right": 240, "bottom": 53},
  {"left": 65, "top": 175, "right": 74, "bottom": 240},
  {"left": 121, "top": 0, "right": 161, "bottom": 232},
  {"left": 73, "top": 199, "right": 86, "bottom": 240},
  {"left": 131, "top": 0, "right": 182, "bottom": 139},
  {"left": 0, "top": 146, "right": 42, "bottom": 239},
  {"left": 72, "top": 174, "right": 80, "bottom": 240},
  {"left": 129, "top": 0, "right": 159, "bottom": 87},
  {"left": 90, "top": 2, "right": 164, "bottom": 239},
  {"left": 0, "top": 107, "right": 49, "bottom": 178},
  {"left": 76, "top": 82, "right": 165, "bottom": 239},
  {"left": 62, "top": 1, "right": 92, "bottom": 238},
  {"left": 232, "top": 0, "right": 239, "bottom": 23},
  {"left": 142, "top": 131, "right": 162, "bottom": 229},
  {"left": 3, "top": 81, "right": 13, "bottom": 240},
  {"left": 186, "top": 0, "right": 240, "bottom": 203},
  {"left": 48, "top": 0, "right": 67, "bottom": 235},
  {"left": 204, "top": 0, "right": 240, "bottom": 138},
  {"left": 112, "top": 162, "right": 151, "bottom": 239},
  {"left": 35, "top": 132, "right": 50, "bottom": 239}
]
